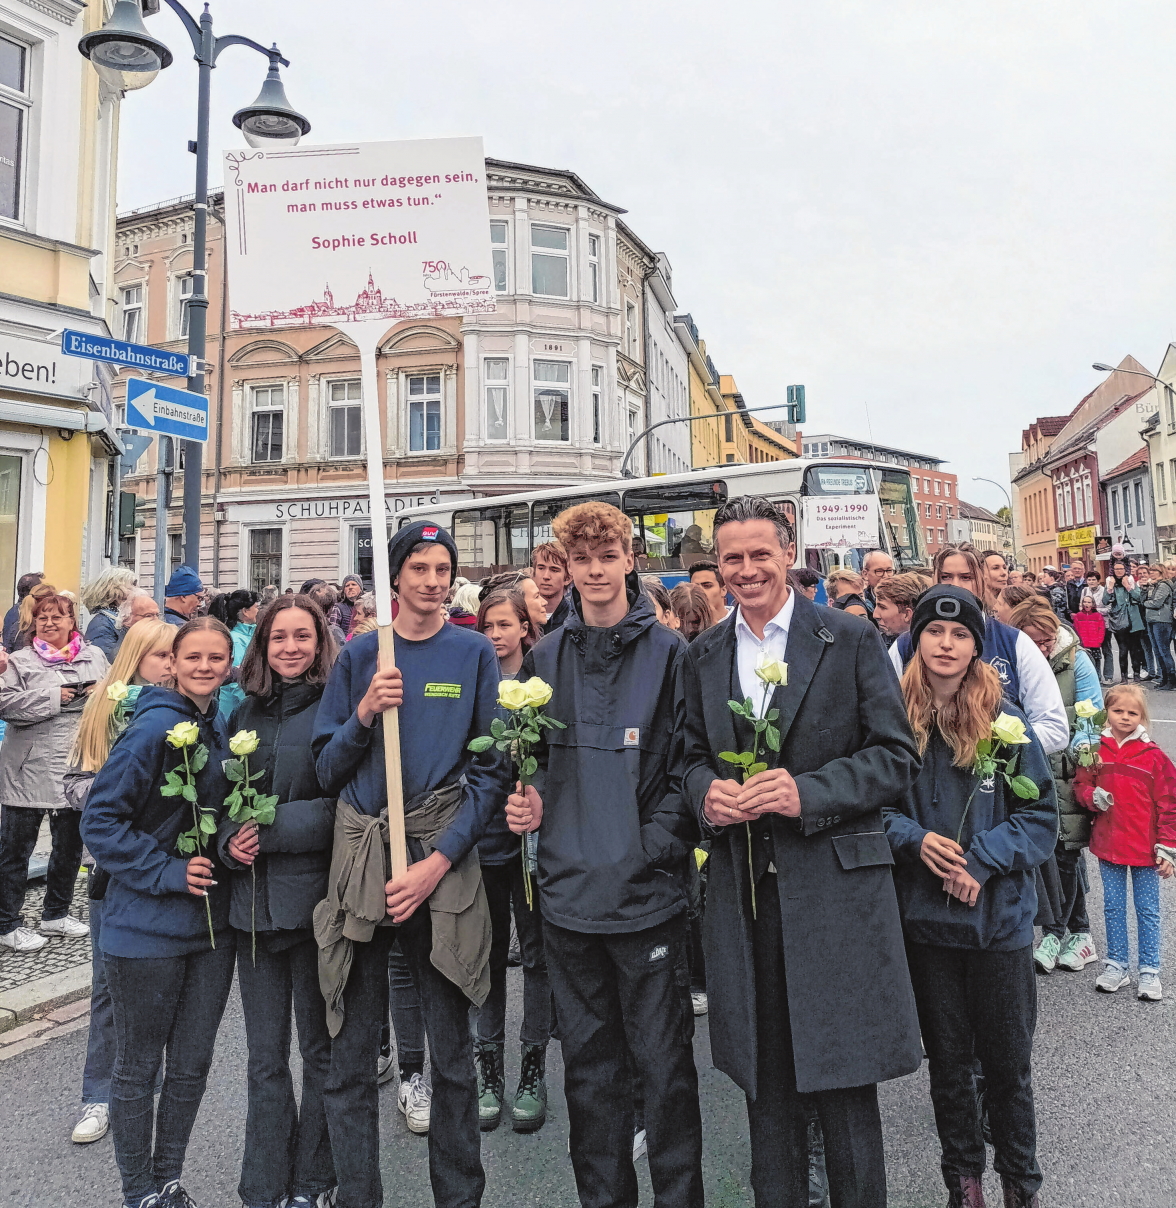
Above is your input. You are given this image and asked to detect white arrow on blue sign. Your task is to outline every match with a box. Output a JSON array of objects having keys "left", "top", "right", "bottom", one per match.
[
  {"left": 61, "top": 329, "right": 194, "bottom": 378},
  {"left": 126, "top": 377, "right": 209, "bottom": 443}
]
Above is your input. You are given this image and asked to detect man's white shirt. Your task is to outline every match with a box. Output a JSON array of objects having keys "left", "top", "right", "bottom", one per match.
[{"left": 735, "top": 591, "right": 795, "bottom": 717}]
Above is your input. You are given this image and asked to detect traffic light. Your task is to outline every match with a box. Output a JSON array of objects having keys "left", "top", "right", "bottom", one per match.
[{"left": 787, "top": 384, "right": 806, "bottom": 425}]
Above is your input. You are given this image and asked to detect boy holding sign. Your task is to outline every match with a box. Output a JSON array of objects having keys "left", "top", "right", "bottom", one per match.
[{"left": 312, "top": 521, "right": 508, "bottom": 1208}]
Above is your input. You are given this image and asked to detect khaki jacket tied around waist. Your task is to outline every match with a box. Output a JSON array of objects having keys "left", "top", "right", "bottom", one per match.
[{"left": 313, "top": 785, "right": 491, "bottom": 1037}]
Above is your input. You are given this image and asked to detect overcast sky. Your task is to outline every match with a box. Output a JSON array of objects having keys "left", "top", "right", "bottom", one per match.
[{"left": 115, "top": 1, "right": 1176, "bottom": 515}]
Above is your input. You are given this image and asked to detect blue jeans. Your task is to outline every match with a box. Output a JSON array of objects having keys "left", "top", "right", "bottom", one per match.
[
  {"left": 1099, "top": 859, "right": 1162, "bottom": 972},
  {"left": 1148, "top": 621, "right": 1175, "bottom": 681},
  {"left": 106, "top": 942, "right": 237, "bottom": 1204},
  {"left": 1139, "top": 627, "right": 1157, "bottom": 677}
]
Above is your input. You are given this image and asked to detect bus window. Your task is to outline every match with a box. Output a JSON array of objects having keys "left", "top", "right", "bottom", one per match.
[
  {"left": 878, "top": 470, "right": 926, "bottom": 569},
  {"left": 453, "top": 503, "right": 530, "bottom": 575},
  {"left": 622, "top": 480, "right": 727, "bottom": 571},
  {"left": 532, "top": 494, "right": 620, "bottom": 548}
]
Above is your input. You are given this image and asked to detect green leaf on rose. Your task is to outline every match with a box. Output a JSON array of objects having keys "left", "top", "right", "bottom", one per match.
[
  {"left": 225, "top": 761, "right": 244, "bottom": 783},
  {"left": 728, "top": 700, "right": 747, "bottom": 717},
  {"left": 522, "top": 755, "right": 538, "bottom": 778},
  {"left": 718, "top": 751, "right": 743, "bottom": 764},
  {"left": 765, "top": 709, "right": 780, "bottom": 722},
  {"left": 544, "top": 716, "right": 567, "bottom": 729},
  {"left": 189, "top": 745, "right": 209, "bottom": 773},
  {"left": 490, "top": 717, "right": 505, "bottom": 739},
  {"left": 199, "top": 813, "right": 217, "bottom": 835},
  {"left": 181, "top": 783, "right": 197, "bottom": 803},
  {"left": 764, "top": 725, "right": 781, "bottom": 752},
  {"left": 1010, "top": 775, "right": 1040, "bottom": 800},
  {"left": 468, "top": 736, "right": 494, "bottom": 753},
  {"left": 495, "top": 739, "right": 511, "bottom": 751},
  {"left": 747, "top": 762, "right": 768, "bottom": 777}
]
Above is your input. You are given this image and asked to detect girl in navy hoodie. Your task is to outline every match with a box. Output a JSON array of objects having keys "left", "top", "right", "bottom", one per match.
[
  {"left": 81, "top": 617, "right": 235, "bottom": 1208},
  {"left": 883, "top": 587, "right": 1056, "bottom": 1208}
]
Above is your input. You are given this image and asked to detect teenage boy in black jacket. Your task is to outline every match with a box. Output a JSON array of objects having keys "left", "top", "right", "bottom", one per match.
[{"left": 506, "top": 500, "right": 703, "bottom": 1208}]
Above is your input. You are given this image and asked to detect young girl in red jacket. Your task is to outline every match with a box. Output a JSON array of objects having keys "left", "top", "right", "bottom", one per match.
[
  {"left": 1071, "top": 591, "right": 1107, "bottom": 682},
  {"left": 1073, "top": 684, "right": 1176, "bottom": 1000}
]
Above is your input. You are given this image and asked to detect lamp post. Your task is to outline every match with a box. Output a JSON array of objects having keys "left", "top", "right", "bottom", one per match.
[{"left": 79, "top": 1, "right": 309, "bottom": 579}]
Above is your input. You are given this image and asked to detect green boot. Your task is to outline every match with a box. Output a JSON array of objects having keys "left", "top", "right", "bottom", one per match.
[
  {"left": 510, "top": 1042, "right": 548, "bottom": 1133},
  {"left": 475, "top": 1041, "right": 505, "bottom": 1131}
]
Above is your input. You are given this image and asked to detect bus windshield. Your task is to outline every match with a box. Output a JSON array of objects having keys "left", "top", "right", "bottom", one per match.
[{"left": 878, "top": 469, "right": 926, "bottom": 569}]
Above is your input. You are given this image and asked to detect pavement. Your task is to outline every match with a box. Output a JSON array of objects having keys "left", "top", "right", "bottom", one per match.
[{"left": 0, "top": 694, "right": 1174, "bottom": 1205}]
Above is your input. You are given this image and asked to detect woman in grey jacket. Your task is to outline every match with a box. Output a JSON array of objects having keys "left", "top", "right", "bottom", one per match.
[{"left": 0, "top": 593, "right": 108, "bottom": 952}]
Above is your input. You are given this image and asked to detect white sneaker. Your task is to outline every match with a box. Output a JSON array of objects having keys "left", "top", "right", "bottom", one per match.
[
  {"left": 40, "top": 915, "right": 90, "bottom": 939},
  {"left": 1138, "top": 972, "right": 1163, "bottom": 1001},
  {"left": 1056, "top": 932, "right": 1098, "bottom": 972},
  {"left": 691, "top": 991, "right": 709, "bottom": 1016},
  {"left": 0, "top": 926, "right": 47, "bottom": 952},
  {"left": 377, "top": 1052, "right": 396, "bottom": 1084},
  {"left": 632, "top": 1128, "right": 648, "bottom": 1162},
  {"left": 71, "top": 1102, "right": 110, "bottom": 1144},
  {"left": 1095, "top": 962, "right": 1131, "bottom": 993},
  {"left": 397, "top": 1071, "right": 431, "bottom": 1134}
]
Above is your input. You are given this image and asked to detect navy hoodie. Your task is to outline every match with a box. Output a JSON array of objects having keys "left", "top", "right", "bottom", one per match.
[
  {"left": 80, "top": 686, "right": 232, "bottom": 957},
  {"left": 523, "top": 575, "right": 693, "bottom": 934},
  {"left": 882, "top": 701, "right": 1057, "bottom": 951}
]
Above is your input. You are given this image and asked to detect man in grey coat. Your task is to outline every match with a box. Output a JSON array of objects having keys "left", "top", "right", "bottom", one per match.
[{"left": 679, "top": 495, "right": 923, "bottom": 1208}]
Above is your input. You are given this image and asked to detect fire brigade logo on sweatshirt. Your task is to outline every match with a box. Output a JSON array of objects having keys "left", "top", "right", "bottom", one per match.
[{"left": 424, "top": 683, "right": 461, "bottom": 699}]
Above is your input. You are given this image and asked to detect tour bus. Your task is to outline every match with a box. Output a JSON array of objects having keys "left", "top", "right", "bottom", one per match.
[{"left": 391, "top": 459, "right": 927, "bottom": 584}]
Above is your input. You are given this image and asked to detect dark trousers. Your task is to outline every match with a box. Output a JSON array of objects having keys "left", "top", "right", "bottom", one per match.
[
  {"left": 544, "top": 914, "right": 703, "bottom": 1208},
  {"left": 324, "top": 914, "right": 483, "bottom": 1208},
  {"left": 1149, "top": 621, "right": 1175, "bottom": 681},
  {"left": 1040, "top": 844, "right": 1090, "bottom": 940},
  {"left": 82, "top": 873, "right": 115, "bottom": 1104},
  {"left": 686, "top": 854, "right": 707, "bottom": 994},
  {"left": 904, "top": 942, "right": 1041, "bottom": 1195},
  {"left": 1114, "top": 630, "right": 1145, "bottom": 678},
  {"left": 477, "top": 859, "right": 550, "bottom": 1047},
  {"left": 1099, "top": 628, "right": 1114, "bottom": 679},
  {"left": 379, "top": 939, "right": 426, "bottom": 1067},
  {"left": 0, "top": 805, "right": 83, "bottom": 934},
  {"left": 237, "top": 933, "right": 334, "bottom": 1203},
  {"left": 1081, "top": 643, "right": 1103, "bottom": 680},
  {"left": 747, "top": 875, "right": 886, "bottom": 1208},
  {"left": 105, "top": 942, "right": 237, "bottom": 1203}
]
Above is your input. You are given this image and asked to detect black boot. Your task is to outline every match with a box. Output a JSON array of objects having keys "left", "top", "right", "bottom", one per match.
[
  {"left": 1000, "top": 1178, "right": 1040, "bottom": 1207},
  {"left": 946, "top": 1173, "right": 988, "bottom": 1207},
  {"left": 510, "top": 1042, "right": 548, "bottom": 1132}
]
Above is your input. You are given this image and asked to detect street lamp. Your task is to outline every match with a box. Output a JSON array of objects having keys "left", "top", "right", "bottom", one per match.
[
  {"left": 971, "top": 476, "right": 1011, "bottom": 511},
  {"left": 79, "top": 1, "right": 310, "bottom": 583}
]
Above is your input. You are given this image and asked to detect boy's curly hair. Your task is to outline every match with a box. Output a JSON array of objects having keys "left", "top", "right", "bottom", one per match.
[{"left": 553, "top": 501, "right": 632, "bottom": 555}]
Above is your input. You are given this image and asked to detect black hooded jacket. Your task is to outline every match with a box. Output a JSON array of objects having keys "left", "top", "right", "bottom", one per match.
[
  {"left": 522, "top": 574, "right": 693, "bottom": 934},
  {"left": 216, "top": 678, "right": 335, "bottom": 933}
]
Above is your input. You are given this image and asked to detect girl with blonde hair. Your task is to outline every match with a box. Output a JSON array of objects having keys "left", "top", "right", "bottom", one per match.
[
  {"left": 884, "top": 585, "right": 1056, "bottom": 1208},
  {"left": 65, "top": 618, "right": 176, "bottom": 1148}
]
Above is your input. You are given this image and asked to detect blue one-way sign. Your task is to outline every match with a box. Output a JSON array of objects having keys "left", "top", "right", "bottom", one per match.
[
  {"left": 62, "top": 329, "right": 194, "bottom": 378},
  {"left": 126, "top": 378, "right": 209, "bottom": 443}
]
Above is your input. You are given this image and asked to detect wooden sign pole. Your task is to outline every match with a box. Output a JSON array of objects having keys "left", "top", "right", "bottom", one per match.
[{"left": 341, "top": 321, "right": 408, "bottom": 879}]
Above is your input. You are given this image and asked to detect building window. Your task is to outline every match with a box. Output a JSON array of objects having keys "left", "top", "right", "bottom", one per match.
[
  {"left": 1063, "top": 480, "right": 1074, "bottom": 527},
  {"left": 926, "top": 527, "right": 934, "bottom": 544},
  {"left": 1167, "top": 386, "right": 1176, "bottom": 432},
  {"left": 1157, "top": 463, "right": 1167, "bottom": 504},
  {"left": 249, "top": 528, "right": 283, "bottom": 592},
  {"left": 944, "top": 481, "right": 951, "bottom": 497},
  {"left": 1112, "top": 489, "right": 1120, "bottom": 528},
  {"left": 912, "top": 478, "right": 919, "bottom": 494},
  {"left": 249, "top": 385, "right": 284, "bottom": 462},
  {"left": 1135, "top": 479, "right": 1145, "bottom": 523},
  {"left": 588, "top": 234, "right": 600, "bottom": 304},
  {"left": 626, "top": 302, "right": 638, "bottom": 357},
  {"left": 1082, "top": 473, "right": 1093, "bottom": 522},
  {"left": 0, "top": 34, "right": 29, "bottom": 222},
  {"left": 724, "top": 414, "right": 734, "bottom": 443},
  {"left": 490, "top": 221, "right": 508, "bottom": 293},
  {"left": 934, "top": 479, "right": 941, "bottom": 495},
  {"left": 484, "top": 358, "right": 509, "bottom": 441},
  {"left": 1072, "top": 476, "right": 1085, "bottom": 526},
  {"left": 121, "top": 286, "right": 144, "bottom": 343},
  {"left": 533, "top": 361, "right": 570, "bottom": 442},
  {"left": 936, "top": 504, "right": 943, "bottom": 519},
  {"left": 531, "top": 225, "right": 569, "bottom": 297},
  {"left": 408, "top": 373, "right": 442, "bottom": 452},
  {"left": 176, "top": 275, "right": 194, "bottom": 339},
  {"left": 946, "top": 506, "right": 953, "bottom": 519},
  {"left": 592, "top": 365, "right": 602, "bottom": 444},
  {"left": 1169, "top": 460, "right": 1176, "bottom": 502},
  {"left": 938, "top": 528, "right": 945, "bottom": 543},
  {"left": 924, "top": 478, "right": 931, "bottom": 492},
  {"left": 925, "top": 502, "right": 932, "bottom": 518},
  {"left": 329, "top": 380, "right": 362, "bottom": 457},
  {"left": 168, "top": 532, "right": 183, "bottom": 575}
]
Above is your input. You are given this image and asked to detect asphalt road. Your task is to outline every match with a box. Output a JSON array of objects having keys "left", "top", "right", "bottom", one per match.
[{"left": 3, "top": 700, "right": 1175, "bottom": 1207}]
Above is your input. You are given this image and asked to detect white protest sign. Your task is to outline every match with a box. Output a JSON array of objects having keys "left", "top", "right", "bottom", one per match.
[
  {"left": 221, "top": 136, "right": 496, "bottom": 328},
  {"left": 802, "top": 496, "right": 881, "bottom": 550},
  {"left": 222, "top": 137, "right": 497, "bottom": 882}
]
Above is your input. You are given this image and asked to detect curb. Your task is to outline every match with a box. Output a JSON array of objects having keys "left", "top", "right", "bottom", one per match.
[{"left": 0, "top": 963, "right": 92, "bottom": 1033}]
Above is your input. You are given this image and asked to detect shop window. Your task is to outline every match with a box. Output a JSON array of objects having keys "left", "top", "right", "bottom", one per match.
[{"left": 249, "top": 528, "right": 283, "bottom": 591}]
